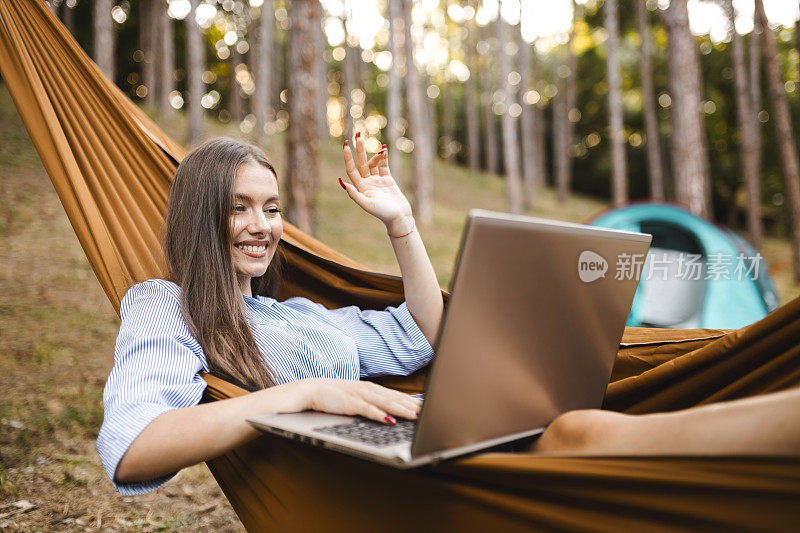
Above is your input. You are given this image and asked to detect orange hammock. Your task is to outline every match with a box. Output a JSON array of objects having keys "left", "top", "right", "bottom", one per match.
[{"left": 2, "top": 2, "right": 799, "bottom": 530}]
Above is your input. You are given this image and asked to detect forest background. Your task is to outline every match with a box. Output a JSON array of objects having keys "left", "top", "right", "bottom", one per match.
[{"left": 2, "top": 0, "right": 800, "bottom": 530}]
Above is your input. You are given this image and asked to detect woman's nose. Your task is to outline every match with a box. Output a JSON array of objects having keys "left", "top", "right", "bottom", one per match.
[{"left": 247, "top": 210, "right": 270, "bottom": 235}]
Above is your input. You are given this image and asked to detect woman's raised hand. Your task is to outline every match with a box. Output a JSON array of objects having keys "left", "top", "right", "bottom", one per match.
[
  {"left": 341, "top": 133, "right": 414, "bottom": 235},
  {"left": 298, "top": 378, "right": 421, "bottom": 425}
]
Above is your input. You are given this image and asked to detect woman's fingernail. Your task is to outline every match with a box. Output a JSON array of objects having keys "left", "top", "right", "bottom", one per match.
[
  {"left": 416, "top": 412, "right": 420, "bottom": 416},
  {"left": 384, "top": 415, "right": 396, "bottom": 425},
  {"left": 381, "top": 144, "right": 386, "bottom": 150},
  {"left": 338, "top": 177, "right": 347, "bottom": 190},
  {"left": 356, "top": 131, "right": 361, "bottom": 139},
  {"left": 343, "top": 139, "right": 348, "bottom": 148}
]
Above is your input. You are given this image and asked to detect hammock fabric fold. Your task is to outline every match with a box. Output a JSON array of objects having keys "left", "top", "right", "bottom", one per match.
[{"left": 2, "top": 1, "right": 798, "bottom": 530}]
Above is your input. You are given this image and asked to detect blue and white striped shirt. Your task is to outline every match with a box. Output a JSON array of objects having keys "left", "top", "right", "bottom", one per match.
[{"left": 97, "top": 279, "right": 434, "bottom": 495}]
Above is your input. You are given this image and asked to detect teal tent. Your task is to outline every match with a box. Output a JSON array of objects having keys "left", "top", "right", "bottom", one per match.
[{"left": 589, "top": 202, "right": 779, "bottom": 329}]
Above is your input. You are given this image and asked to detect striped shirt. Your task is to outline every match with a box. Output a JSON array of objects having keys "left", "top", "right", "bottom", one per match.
[{"left": 97, "top": 279, "right": 434, "bottom": 495}]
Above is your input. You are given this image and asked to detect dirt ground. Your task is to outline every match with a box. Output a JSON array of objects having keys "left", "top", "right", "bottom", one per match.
[{"left": 0, "top": 92, "right": 243, "bottom": 531}]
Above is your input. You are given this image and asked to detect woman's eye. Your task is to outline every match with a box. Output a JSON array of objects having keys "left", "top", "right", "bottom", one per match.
[
  {"left": 265, "top": 207, "right": 281, "bottom": 216},
  {"left": 233, "top": 205, "right": 246, "bottom": 213}
]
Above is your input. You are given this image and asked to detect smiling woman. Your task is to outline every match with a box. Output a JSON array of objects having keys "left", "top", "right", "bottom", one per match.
[
  {"left": 96, "top": 136, "right": 443, "bottom": 495},
  {"left": 229, "top": 163, "right": 283, "bottom": 295}
]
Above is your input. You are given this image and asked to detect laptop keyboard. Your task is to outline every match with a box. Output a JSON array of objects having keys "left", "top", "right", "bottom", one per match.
[{"left": 313, "top": 419, "right": 417, "bottom": 448}]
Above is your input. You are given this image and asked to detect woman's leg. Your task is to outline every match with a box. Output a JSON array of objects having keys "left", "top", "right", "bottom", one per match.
[{"left": 533, "top": 387, "right": 800, "bottom": 455}]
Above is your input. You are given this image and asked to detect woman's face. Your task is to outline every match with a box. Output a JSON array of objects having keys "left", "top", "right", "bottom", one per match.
[{"left": 229, "top": 161, "right": 283, "bottom": 296}]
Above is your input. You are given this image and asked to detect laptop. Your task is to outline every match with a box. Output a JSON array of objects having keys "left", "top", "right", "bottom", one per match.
[{"left": 248, "top": 209, "right": 652, "bottom": 468}]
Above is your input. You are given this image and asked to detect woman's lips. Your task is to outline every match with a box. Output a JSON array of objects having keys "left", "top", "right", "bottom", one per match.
[{"left": 235, "top": 242, "right": 268, "bottom": 258}]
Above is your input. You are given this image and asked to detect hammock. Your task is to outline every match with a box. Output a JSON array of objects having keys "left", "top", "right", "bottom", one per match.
[{"left": 2, "top": 2, "right": 798, "bottom": 530}]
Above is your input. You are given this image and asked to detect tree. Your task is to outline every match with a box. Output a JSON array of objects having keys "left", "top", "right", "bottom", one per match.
[
  {"left": 403, "top": 0, "right": 433, "bottom": 224},
  {"left": 158, "top": 1, "right": 175, "bottom": 118},
  {"left": 755, "top": 0, "right": 800, "bottom": 281},
  {"left": 140, "top": 0, "right": 158, "bottom": 105},
  {"left": 60, "top": 1, "right": 75, "bottom": 35},
  {"left": 229, "top": 39, "right": 244, "bottom": 124},
  {"left": 634, "top": 0, "right": 664, "bottom": 199},
  {"left": 253, "top": 1, "right": 274, "bottom": 145},
  {"left": 555, "top": 1, "right": 577, "bottom": 203},
  {"left": 724, "top": 0, "right": 763, "bottom": 249},
  {"left": 315, "top": 16, "right": 329, "bottom": 141},
  {"left": 341, "top": 2, "right": 357, "bottom": 141},
  {"left": 604, "top": 0, "right": 627, "bottom": 204},
  {"left": 532, "top": 49, "right": 548, "bottom": 191},
  {"left": 92, "top": 0, "right": 115, "bottom": 81},
  {"left": 385, "top": 0, "right": 403, "bottom": 173},
  {"left": 662, "top": 0, "right": 712, "bottom": 217},
  {"left": 518, "top": 13, "right": 538, "bottom": 207},
  {"left": 285, "top": 0, "right": 320, "bottom": 234},
  {"left": 749, "top": 27, "right": 764, "bottom": 239},
  {"left": 185, "top": 0, "right": 204, "bottom": 146},
  {"left": 480, "top": 25, "right": 499, "bottom": 174},
  {"left": 496, "top": 10, "right": 522, "bottom": 213},
  {"left": 464, "top": 16, "right": 481, "bottom": 172}
]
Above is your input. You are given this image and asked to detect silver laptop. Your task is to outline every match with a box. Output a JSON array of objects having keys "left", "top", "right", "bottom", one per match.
[{"left": 248, "top": 209, "right": 652, "bottom": 468}]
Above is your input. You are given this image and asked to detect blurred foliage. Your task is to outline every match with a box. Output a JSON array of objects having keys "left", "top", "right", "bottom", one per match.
[{"left": 60, "top": 0, "right": 800, "bottom": 237}]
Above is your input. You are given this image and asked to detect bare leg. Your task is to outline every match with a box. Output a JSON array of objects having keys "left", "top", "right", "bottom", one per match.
[{"left": 533, "top": 387, "right": 800, "bottom": 455}]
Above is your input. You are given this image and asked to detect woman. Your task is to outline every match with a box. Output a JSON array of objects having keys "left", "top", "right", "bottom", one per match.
[{"left": 97, "top": 135, "right": 444, "bottom": 494}]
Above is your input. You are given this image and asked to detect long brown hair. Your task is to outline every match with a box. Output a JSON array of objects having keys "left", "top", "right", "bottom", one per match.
[{"left": 164, "top": 137, "right": 283, "bottom": 389}]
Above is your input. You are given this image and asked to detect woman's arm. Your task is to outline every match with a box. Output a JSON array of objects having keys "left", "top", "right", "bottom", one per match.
[
  {"left": 341, "top": 134, "right": 444, "bottom": 345},
  {"left": 115, "top": 378, "right": 421, "bottom": 483}
]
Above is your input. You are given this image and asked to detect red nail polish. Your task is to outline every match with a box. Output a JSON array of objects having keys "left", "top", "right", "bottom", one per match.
[
  {"left": 356, "top": 131, "right": 361, "bottom": 139},
  {"left": 384, "top": 415, "right": 396, "bottom": 425},
  {"left": 343, "top": 139, "right": 348, "bottom": 148},
  {"left": 416, "top": 412, "right": 420, "bottom": 416},
  {"left": 338, "top": 177, "right": 347, "bottom": 190},
  {"left": 381, "top": 144, "right": 387, "bottom": 150}
]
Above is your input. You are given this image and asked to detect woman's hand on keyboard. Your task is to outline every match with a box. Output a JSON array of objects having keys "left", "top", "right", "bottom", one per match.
[{"left": 300, "top": 378, "right": 421, "bottom": 425}]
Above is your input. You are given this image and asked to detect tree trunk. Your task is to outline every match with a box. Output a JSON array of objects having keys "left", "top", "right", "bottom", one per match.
[
  {"left": 158, "top": 1, "right": 175, "bottom": 118},
  {"left": 604, "top": 0, "right": 627, "bottom": 204},
  {"left": 254, "top": 1, "right": 274, "bottom": 145},
  {"left": 755, "top": 0, "right": 800, "bottom": 280},
  {"left": 342, "top": 4, "right": 356, "bottom": 141},
  {"left": 186, "top": 0, "right": 204, "bottom": 146},
  {"left": 725, "top": 0, "right": 763, "bottom": 249},
  {"left": 634, "top": 0, "right": 665, "bottom": 198},
  {"left": 481, "top": 26, "right": 499, "bottom": 174},
  {"left": 554, "top": 78, "right": 569, "bottom": 203},
  {"left": 442, "top": 79, "right": 456, "bottom": 162},
  {"left": 519, "top": 18, "right": 537, "bottom": 207},
  {"left": 92, "top": 0, "right": 115, "bottom": 81},
  {"left": 532, "top": 49, "right": 548, "bottom": 190},
  {"left": 315, "top": 16, "right": 329, "bottom": 141},
  {"left": 497, "top": 12, "right": 522, "bottom": 213},
  {"left": 140, "top": 0, "right": 157, "bottom": 105},
  {"left": 663, "top": 0, "right": 712, "bottom": 217},
  {"left": 750, "top": 28, "right": 764, "bottom": 240},
  {"left": 556, "top": 5, "right": 577, "bottom": 204},
  {"left": 386, "top": 0, "right": 403, "bottom": 176},
  {"left": 286, "top": 0, "right": 320, "bottom": 234},
  {"left": 61, "top": 1, "right": 75, "bottom": 35},
  {"left": 403, "top": 0, "right": 433, "bottom": 223},
  {"left": 230, "top": 44, "right": 244, "bottom": 124},
  {"left": 464, "top": 18, "right": 480, "bottom": 172},
  {"left": 564, "top": 1, "right": 578, "bottom": 193}
]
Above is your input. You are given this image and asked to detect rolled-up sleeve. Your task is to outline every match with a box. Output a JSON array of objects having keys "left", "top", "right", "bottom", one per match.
[
  {"left": 97, "top": 280, "right": 207, "bottom": 495},
  {"left": 320, "top": 301, "right": 435, "bottom": 378}
]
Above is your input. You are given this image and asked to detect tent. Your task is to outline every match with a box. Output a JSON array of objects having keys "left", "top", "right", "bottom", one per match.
[
  {"left": 1, "top": 2, "right": 798, "bottom": 530},
  {"left": 589, "top": 202, "right": 780, "bottom": 329}
]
